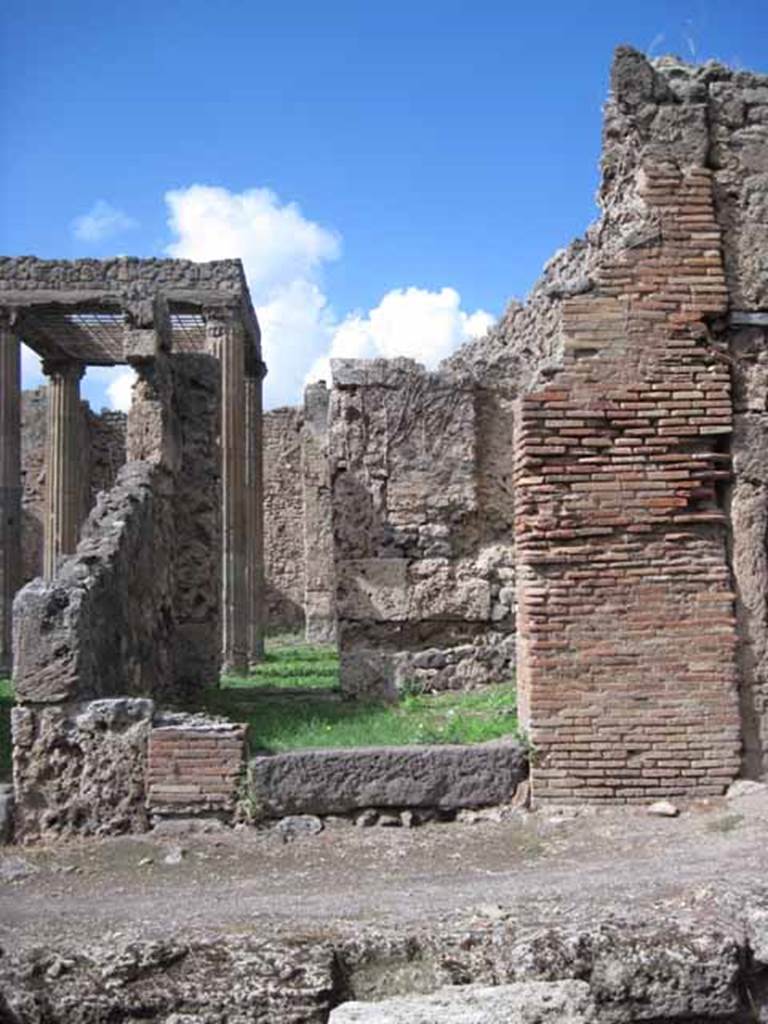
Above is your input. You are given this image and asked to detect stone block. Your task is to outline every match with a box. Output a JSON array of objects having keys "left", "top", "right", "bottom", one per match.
[
  {"left": 12, "top": 698, "right": 154, "bottom": 842},
  {"left": 249, "top": 740, "right": 527, "bottom": 817},
  {"left": 337, "top": 559, "right": 409, "bottom": 621},
  {"left": 339, "top": 648, "right": 396, "bottom": 700},
  {"left": 329, "top": 981, "right": 595, "bottom": 1023}
]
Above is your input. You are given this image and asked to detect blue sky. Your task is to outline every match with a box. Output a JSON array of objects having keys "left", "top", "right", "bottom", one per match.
[{"left": 2, "top": 0, "right": 767, "bottom": 410}]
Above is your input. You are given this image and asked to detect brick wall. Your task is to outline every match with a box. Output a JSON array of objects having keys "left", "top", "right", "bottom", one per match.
[
  {"left": 146, "top": 718, "right": 246, "bottom": 819},
  {"left": 515, "top": 165, "right": 741, "bottom": 801}
]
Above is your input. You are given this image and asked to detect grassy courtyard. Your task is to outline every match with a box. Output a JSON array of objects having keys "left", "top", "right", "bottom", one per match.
[
  {"left": 0, "top": 638, "right": 519, "bottom": 778},
  {"left": 210, "top": 635, "right": 518, "bottom": 753}
]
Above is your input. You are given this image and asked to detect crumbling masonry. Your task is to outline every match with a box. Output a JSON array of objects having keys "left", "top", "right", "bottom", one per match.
[
  {"left": 0, "top": 257, "right": 264, "bottom": 838},
  {"left": 447, "top": 48, "right": 768, "bottom": 798}
]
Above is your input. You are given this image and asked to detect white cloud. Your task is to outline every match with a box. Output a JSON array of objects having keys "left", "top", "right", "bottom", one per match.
[
  {"left": 165, "top": 185, "right": 340, "bottom": 407},
  {"left": 164, "top": 184, "right": 494, "bottom": 408},
  {"left": 72, "top": 200, "right": 138, "bottom": 243},
  {"left": 105, "top": 369, "right": 135, "bottom": 412},
  {"left": 306, "top": 287, "right": 494, "bottom": 388},
  {"left": 20, "top": 344, "right": 44, "bottom": 389},
  {"left": 80, "top": 366, "right": 135, "bottom": 413}
]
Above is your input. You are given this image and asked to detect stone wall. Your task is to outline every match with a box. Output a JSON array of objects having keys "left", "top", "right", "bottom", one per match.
[
  {"left": 263, "top": 406, "right": 306, "bottom": 632},
  {"left": 446, "top": 48, "right": 768, "bottom": 799},
  {"left": 171, "top": 354, "right": 221, "bottom": 692},
  {"left": 262, "top": 390, "right": 338, "bottom": 640},
  {"left": 20, "top": 387, "right": 127, "bottom": 583},
  {"left": 12, "top": 350, "right": 224, "bottom": 840},
  {"left": 302, "top": 382, "right": 337, "bottom": 643},
  {"left": 12, "top": 698, "right": 154, "bottom": 842},
  {"left": 13, "top": 460, "right": 177, "bottom": 704},
  {"left": 329, "top": 358, "right": 515, "bottom": 699}
]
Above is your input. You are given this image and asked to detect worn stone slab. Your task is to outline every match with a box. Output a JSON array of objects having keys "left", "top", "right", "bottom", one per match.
[
  {"left": 329, "top": 981, "right": 594, "bottom": 1023},
  {"left": 249, "top": 741, "right": 527, "bottom": 817}
]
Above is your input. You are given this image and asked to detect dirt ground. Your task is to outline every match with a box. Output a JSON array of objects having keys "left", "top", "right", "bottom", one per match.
[{"left": 2, "top": 786, "right": 767, "bottom": 955}]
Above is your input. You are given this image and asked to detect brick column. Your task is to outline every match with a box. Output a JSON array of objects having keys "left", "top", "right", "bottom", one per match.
[
  {"left": 43, "top": 360, "right": 84, "bottom": 580},
  {"left": 0, "top": 318, "right": 21, "bottom": 674},
  {"left": 206, "top": 312, "right": 248, "bottom": 674},
  {"left": 245, "top": 366, "right": 266, "bottom": 664}
]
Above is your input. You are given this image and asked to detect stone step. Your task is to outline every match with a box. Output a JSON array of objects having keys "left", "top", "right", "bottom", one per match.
[{"left": 329, "top": 980, "right": 594, "bottom": 1023}]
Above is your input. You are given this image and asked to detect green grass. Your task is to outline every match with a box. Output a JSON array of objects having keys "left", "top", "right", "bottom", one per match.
[
  {"left": 0, "top": 640, "right": 519, "bottom": 773},
  {"left": 212, "top": 637, "right": 518, "bottom": 752},
  {"left": 223, "top": 635, "right": 339, "bottom": 691},
  {"left": 0, "top": 677, "right": 12, "bottom": 782}
]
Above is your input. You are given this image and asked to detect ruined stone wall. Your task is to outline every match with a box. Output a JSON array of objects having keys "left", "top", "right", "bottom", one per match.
[
  {"left": 19, "top": 388, "right": 127, "bottom": 583},
  {"left": 448, "top": 48, "right": 768, "bottom": 800},
  {"left": 302, "top": 382, "right": 337, "bottom": 643},
  {"left": 87, "top": 407, "right": 127, "bottom": 503},
  {"left": 12, "top": 351, "right": 224, "bottom": 840},
  {"left": 329, "top": 359, "right": 515, "bottom": 699},
  {"left": 263, "top": 406, "right": 306, "bottom": 632},
  {"left": 171, "top": 354, "right": 221, "bottom": 692},
  {"left": 709, "top": 68, "right": 768, "bottom": 777},
  {"left": 13, "top": 460, "right": 177, "bottom": 704}
]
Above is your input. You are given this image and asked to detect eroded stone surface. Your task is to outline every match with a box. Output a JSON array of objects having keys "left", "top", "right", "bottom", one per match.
[
  {"left": 330, "top": 981, "right": 595, "bottom": 1023},
  {"left": 11, "top": 698, "right": 153, "bottom": 843},
  {"left": 249, "top": 741, "right": 527, "bottom": 817},
  {"left": 0, "top": 938, "right": 337, "bottom": 1023},
  {"left": 330, "top": 359, "right": 515, "bottom": 698}
]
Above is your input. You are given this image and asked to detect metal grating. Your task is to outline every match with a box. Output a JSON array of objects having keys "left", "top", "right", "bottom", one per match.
[
  {"left": 21, "top": 309, "right": 126, "bottom": 364},
  {"left": 171, "top": 312, "right": 207, "bottom": 352}
]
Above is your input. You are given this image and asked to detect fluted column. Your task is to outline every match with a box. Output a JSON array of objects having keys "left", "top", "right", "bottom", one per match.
[
  {"left": 43, "top": 360, "right": 84, "bottom": 580},
  {"left": 245, "top": 366, "right": 266, "bottom": 664},
  {"left": 0, "top": 319, "right": 21, "bottom": 674},
  {"left": 207, "top": 312, "right": 247, "bottom": 674}
]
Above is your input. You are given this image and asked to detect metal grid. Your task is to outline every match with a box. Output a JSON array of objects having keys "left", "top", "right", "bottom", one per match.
[
  {"left": 170, "top": 312, "right": 207, "bottom": 352},
  {"left": 21, "top": 309, "right": 125, "bottom": 364}
]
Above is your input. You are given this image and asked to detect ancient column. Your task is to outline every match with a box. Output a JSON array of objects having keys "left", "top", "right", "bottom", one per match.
[
  {"left": 206, "top": 311, "right": 247, "bottom": 674},
  {"left": 245, "top": 365, "right": 266, "bottom": 664},
  {"left": 43, "top": 360, "right": 84, "bottom": 580},
  {"left": 0, "top": 317, "right": 21, "bottom": 674}
]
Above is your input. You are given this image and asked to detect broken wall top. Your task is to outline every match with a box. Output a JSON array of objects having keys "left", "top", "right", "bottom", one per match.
[{"left": 444, "top": 47, "right": 768, "bottom": 390}]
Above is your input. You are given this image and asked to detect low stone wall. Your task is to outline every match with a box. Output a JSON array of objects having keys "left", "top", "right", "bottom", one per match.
[
  {"left": 10, "top": 700, "right": 247, "bottom": 843},
  {"left": 11, "top": 698, "right": 154, "bottom": 843},
  {"left": 249, "top": 740, "right": 527, "bottom": 818}
]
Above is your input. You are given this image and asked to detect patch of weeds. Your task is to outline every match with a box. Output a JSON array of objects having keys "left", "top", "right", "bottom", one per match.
[
  {"left": 0, "top": 677, "right": 13, "bottom": 782},
  {"left": 705, "top": 812, "right": 744, "bottom": 835},
  {"left": 515, "top": 725, "right": 540, "bottom": 767}
]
